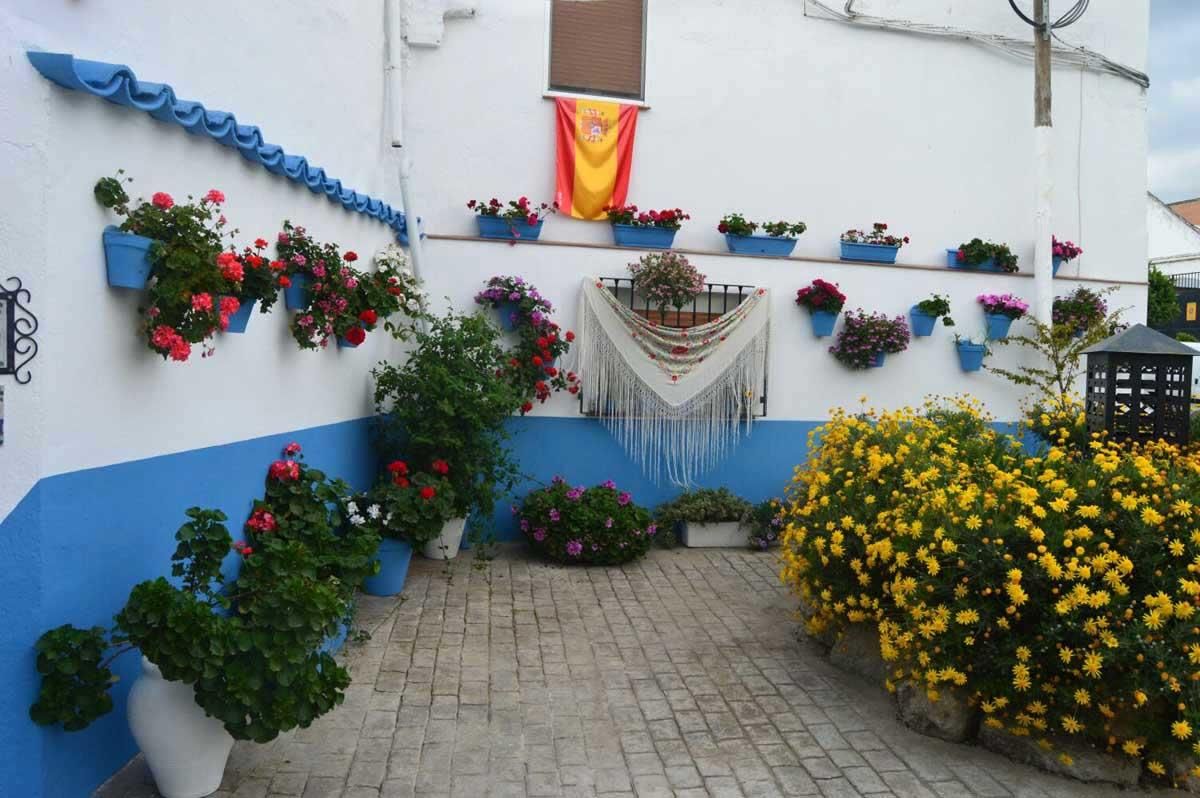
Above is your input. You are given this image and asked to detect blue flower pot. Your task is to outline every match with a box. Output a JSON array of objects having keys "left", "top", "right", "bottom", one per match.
[
  {"left": 868, "top": 352, "right": 886, "bottom": 368},
  {"left": 956, "top": 342, "right": 987, "bottom": 372},
  {"left": 477, "top": 215, "right": 544, "bottom": 241},
  {"left": 810, "top": 309, "right": 839, "bottom": 338},
  {"left": 222, "top": 297, "right": 256, "bottom": 333},
  {"left": 985, "top": 312, "right": 1015, "bottom": 341},
  {"left": 613, "top": 224, "right": 677, "bottom": 249},
  {"left": 946, "top": 250, "right": 999, "bottom": 272},
  {"left": 725, "top": 234, "right": 797, "bottom": 257},
  {"left": 283, "top": 272, "right": 311, "bottom": 310},
  {"left": 1052, "top": 255, "right": 1063, "bottom": 276},
  {"left": 910, "top": 307, "right": 937, "bottom": 337},
  {"left": 102, "top": 226, "right": 154, "bottom": 289},
  {"left": 363, "top": 539, "right": 414, "bottom": 597},
  {"left": 496, "top": 300, "right": 521, "bottom": 331},
  {"left": 319, "top": 620, "right": 349, "bottom": 656},
  {"left": 840, "top": 241, "right": 899, "bottom": 264},
  {"left": 337, "top": 325, "right": 365, "bottom": 349}
]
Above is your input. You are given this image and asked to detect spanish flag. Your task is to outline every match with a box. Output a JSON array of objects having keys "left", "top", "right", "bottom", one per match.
[{"left": 554, "top": 97, "right": 639, "bottom": 220}]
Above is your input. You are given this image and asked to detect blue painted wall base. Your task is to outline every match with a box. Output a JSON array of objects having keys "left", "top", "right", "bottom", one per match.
[{"left": 0, "top": 418, "right": 374, "bottom": 798}]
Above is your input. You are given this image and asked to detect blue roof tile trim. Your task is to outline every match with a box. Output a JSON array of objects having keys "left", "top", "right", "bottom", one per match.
[{"left": 27, "top": 51, "right": 415, "bottom": 245}]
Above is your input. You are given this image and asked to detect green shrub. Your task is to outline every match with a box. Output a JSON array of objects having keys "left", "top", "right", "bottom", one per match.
[
  {"left": 517, "top": 478, "right": 653, "bottom": 565},
  {"left": 655, "top": 487, "right": 753, "bottom": 526}
]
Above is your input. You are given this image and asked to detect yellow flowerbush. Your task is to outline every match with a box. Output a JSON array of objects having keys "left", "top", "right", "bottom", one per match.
[{"left": 781, "top": 397, "right": 1200, "bottom": 784}]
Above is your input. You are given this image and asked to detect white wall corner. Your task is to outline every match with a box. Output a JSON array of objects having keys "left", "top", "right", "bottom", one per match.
[{"left": 403, "top": 0, "right": 477, "bottom": 48}]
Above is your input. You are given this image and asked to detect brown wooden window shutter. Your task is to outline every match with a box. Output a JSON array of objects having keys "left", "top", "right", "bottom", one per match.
[{"left": 549, "top": 0, "right": 645, "bottom": 100}]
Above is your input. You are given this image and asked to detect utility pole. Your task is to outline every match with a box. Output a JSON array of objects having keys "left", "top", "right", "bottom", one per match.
[{"left": 1032, "top": 0, "right": 1054, "bottom": 324}]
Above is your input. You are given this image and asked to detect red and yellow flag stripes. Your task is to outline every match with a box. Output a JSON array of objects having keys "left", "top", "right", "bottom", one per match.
[{"left": 554, "top": 97, "right": 639, "bottom": 220}]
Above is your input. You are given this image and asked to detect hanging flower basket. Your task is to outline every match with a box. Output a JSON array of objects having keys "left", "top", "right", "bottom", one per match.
[
  {"left": 977, "top": 294, "right": 1028, "bottom": 341},
  {"left": 909, "top": 294, "right": 953, "bottom": 338},
  {"left": 956, "top": 341, "right": 987, "bottom": 372},
  {"left": 830, "top": 309, "right": 910, "bottom": 370},
  {"left": 221, "top": 298, "right": 256, "bottom": 334},
  {"left": 102, "top": 225, "right": 155, "bottom": 289},
  {"left": 283, "top": 272, "right": 311, "bottom": 310},
  {"left": 1052, "top": 236, "right": 1082, "bottom": 276},
  {"left": 795, "top": 278, "right": 846, "bottom": 338}
]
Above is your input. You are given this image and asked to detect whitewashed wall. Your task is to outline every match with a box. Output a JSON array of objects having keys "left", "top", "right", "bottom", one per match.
[
  {"left": 403, "top": 0, "right": 1149, "bottom": 418},
  {"left": 0, "top": 0, "right": 410, "bottom": 520},
  {"left": 1148, "top": 193, "right": 1200, "bottom": 275}
]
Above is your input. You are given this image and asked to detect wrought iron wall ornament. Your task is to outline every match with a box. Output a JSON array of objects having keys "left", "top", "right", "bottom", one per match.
[{"left": 0, "top": 277, "right": 39, "bottom": 384}]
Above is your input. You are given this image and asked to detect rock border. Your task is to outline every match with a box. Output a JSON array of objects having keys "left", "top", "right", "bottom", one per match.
[{"left": 808, "top": 622, "right": 1168, "bottom": 791}]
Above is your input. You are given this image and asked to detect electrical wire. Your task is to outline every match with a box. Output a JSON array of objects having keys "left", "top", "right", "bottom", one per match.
[{"left": 804, "top": 0, "right": 1148, "bottom": 88}]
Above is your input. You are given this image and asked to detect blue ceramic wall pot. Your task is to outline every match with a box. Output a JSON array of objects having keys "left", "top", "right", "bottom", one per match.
[
  {"left": 477, "top": 215, "right": 544, "bottom": 241},
  {"left": 910, "top": 307, "right": 937, "bottom": 337},
  {"left": 363, "top": 539, "right": 414, "bottom": 597},
  {"left": 869, "top": 352, "right": 887, "bottom": 368},
  {"left": 613, "top": 225, "right": 676, "bottom": 249},
  {"left": 102, "top": 226, "right": 154, "bottom": 289},
  {"left": 725, "top": 234, "right": 797, "bottom": 257},
  {"left": 809, "top": 309, "right": 838, "bottom": 338},
  {"left": 956, "top": 342, "right": 987, "bottom": 372},
  {"left": 840, "top": 241, "right": 899, "bottom": 264},
  {"left": 985, "top": 313, "right": 1015, "bottom": 341},
  {"left": 283, "top": 272, "right": 311, "bottom": 310},
  {"left": 222, "top": 298, "right": 256, "bottom": 333}
]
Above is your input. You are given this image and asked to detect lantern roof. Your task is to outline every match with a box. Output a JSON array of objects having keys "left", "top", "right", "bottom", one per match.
[{"left": 1081, "top": 324, "right": 1197, "bottom": 357}]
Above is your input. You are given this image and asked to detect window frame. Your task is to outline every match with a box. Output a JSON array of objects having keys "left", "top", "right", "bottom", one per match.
[{"left": 542, "top": 0, "right": 651, "bottom": 108}]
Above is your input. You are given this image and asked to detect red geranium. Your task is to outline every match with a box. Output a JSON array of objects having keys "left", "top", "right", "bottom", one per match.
[
  {"left": 419, "top": 486, "right": 436, "bottom": 501},
  {"left": 343, "top": 325, "right": 366, "bottom": 346},
  {"left": 344, "top": 251, "right": 358, "bottom": 262},
  {"left": 431, "top": 459, "right": 450, "bottom": 475},
  {"left": 359, "top": 308, "right": 378, "bottom": 326}
]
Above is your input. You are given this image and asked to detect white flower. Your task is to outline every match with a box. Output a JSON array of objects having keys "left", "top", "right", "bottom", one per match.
[
  {"left": 384, "top": 513, "right": 393, "bottom": 525},
  {"left": 350, "top": 513, "right": 366, "bottom": 526},
  {"left": 367, "top": 504, "right": 381, "bottom": 519},
  {"left": 347, "top": 501, "right": 359, "bottom": 515}
]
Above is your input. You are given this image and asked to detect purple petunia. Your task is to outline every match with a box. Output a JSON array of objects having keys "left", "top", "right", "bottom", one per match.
[
  {"left": 605, "top": 517, "right": 614, "bottom": 528},
  {"left": 533, "top": 527, "right": 547, "bottom": 542},
  {"left": 647, "top": 523, "right": 658, "bottom": 536},
  {"left": 566, "top": 539, "right": 583, "bottom": 557},
  {"left": 601, "top": 479, "right": 617, "bottom": 489},
  {"left": 520, "top": 519, "right": 529, "bottom": 531},
  {"left": 549, "top": 509, "right": 560, "bottom": 522},
  {"left": 566, "top": 487, "right": 584, "bottom": 501},
  {"left": 617, "top": 491, "right": 632, "bottom": 506}
]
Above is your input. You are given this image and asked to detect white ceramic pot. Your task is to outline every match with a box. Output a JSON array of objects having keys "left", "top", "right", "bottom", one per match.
[
  {"left": 127, "top": 657, "right": 234, "bottom": 798},
  {"left": 681, "top": 521, "right": 745, "bottom": 548},
  {"left": 423, "top": 517, "right": 467, "bottom": 559}
]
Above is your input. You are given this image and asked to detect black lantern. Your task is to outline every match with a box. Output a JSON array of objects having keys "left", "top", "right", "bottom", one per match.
[{"left": 1084, "top": 324, "right": 1195, "bottom": 444}]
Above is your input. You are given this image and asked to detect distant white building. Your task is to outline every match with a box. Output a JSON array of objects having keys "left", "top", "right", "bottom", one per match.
[{"left": 1148, "top": 192, "right": 1200, "bottom": 277}]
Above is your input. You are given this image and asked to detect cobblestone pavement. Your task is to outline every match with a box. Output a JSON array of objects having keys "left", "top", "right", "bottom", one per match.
[{"left": 102, "top": 546, "right": 1185, "bottom": 798}]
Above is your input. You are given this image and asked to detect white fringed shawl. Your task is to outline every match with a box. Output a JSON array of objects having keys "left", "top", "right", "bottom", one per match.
[{"left": 573, "top": 277, "right": 770, "bottom": 486}]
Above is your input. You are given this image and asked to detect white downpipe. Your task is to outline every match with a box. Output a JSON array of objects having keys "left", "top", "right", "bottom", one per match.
[
  {"left": 386, "top": 0, "right": 426, "bottom": 283},
  {"left": 1033, "top": 126, "right": 1053, "bottom": 324}
]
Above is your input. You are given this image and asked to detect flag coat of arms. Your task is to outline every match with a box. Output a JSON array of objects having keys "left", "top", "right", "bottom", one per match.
[{"left": 554, "top": 97, "right": 639, "bottom": 220}]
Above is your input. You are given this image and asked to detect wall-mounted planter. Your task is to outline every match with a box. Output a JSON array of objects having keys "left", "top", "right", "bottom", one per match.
[
  {"left": 283, "top": 273, "right": 311, "bottom": 310},
  {"left": 985, "top": 313, "right": 1015, "bottom": 341},
  {"left": 613, "top": 224, "right": 676, "bottom": 249},
  {"left": 336, "top": 325, "right": 364, "bottom": 349},
  {"left": 841, "top": 241, "right": 899, "bottom": 264},
  {"left": 725, "top": 234, "right": 797, "bottom": 257},
  {"left": 910, "top": 307, "right": 938, "bottom": 337},
  {"left": 946, "top": 250, "right": 1000, "bottom": 272},
  {"left": 496, "top": 300, "right": 521, "bottom": 331},
  {"left": 363, "top": 538, "right": 414, "bottom": 597},
  {"left": 809, "top": 309, "right": 839, "bottom": 338},
  {"left": 102, "top": 226, "right": 154, "bottom": 289},
  {"left": 127, "top": 657, "right": 234, "bottom": 798},
  {"left": 681, "top": 521, "right": 744, "bottom": 548},
  {"left": 956, "top": 342, "right": 987, "bottom": 372},
  {"left": 221, "top": 298, "right": 255, "bottom": 334},
  {"left": 424, "top": 517, "right": 467, "bottom": 560},
  {"left": 477, "top": 215, "right": 544, "bottom": 241},
  {"left": 1053, "top": 255, "right": 1064, "bottom": 276},
  {"left": 869, "top": 352, "right": 887, "bottom": 368}
]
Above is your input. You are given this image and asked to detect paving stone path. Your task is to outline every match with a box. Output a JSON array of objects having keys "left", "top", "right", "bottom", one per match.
[{"left": 102, "top": 546, "right": 1184, "bottom": 798}]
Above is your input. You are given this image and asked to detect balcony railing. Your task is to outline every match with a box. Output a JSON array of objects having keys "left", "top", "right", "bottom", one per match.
[
  {"left": 581, "top": 276, "right": 767, "bottom": 417},
  {"left": 1171, "top": 271, "right": 1200, "bottom": 289}
]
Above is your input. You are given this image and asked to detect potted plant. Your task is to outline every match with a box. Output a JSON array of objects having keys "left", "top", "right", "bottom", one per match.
[
  {"left": 741, "top": 499, "right": 785, "bottom": 550},
  {"left": 718, "top": 213, "right": 807, "bottom": 256},
  {"left": 655, "top": 488, "right": 753, "bottom": 548},
  {"left": 840, "top": 222, "right": 909, "bottom": 264},
  {"left": 279, "top": 227, "right": 373, "bottom": 350},
  {"left": 977, "top": 293, "right": 1029, "bottom": 340},
  {"left": 830, "top": 309, "right": 911, "bottom": 369},
  {"left": 910, "top": 294, "right": 955, "bottom": 337},
  {"left": 373, "top": 312, "right": 524, "bottom": 560},
  {"left": 467, "top": 196, "right": 556, "bottom": 241},
  {"left": 221, "top": 239, "right": 283, "bottom": 333},
  {"left": 1052, "top": 235, "right": 1082, "bottom": 276},
  {"left": 605, "top": 204, "right": 689, "bottom": 249},
  {"left": 95, "top": 175, "right": 248, "bottom": 361},
  {"left": 29, "top": 445, "right": 378, "bottom": 798},
  {"left": 1053, "top": 286, "right": 1108, "bottom": 337},
  {"left": 953, "top": 334, "right": 989, "bottom": 372},
  {"left": 794, "top": 278, "right": 846, "bottom": 338},
  {"left": 627, "top": 251, "right": 707, "bottom": 322},
  {"left": 364, "top": 244, "right": 427, "bottom": 342},
  {"left": 360, "top": 463, "right": 456, "bottom": 593},
  {"left": 274, "top": 221, "right": 323, "bottom": 310},
  {"left": 517, "top": 477, "right": 654, "bottom": 564},
  {"left": 475, "top": 276, "right": 579, "bottom": 410},
  {"left": 947, "top": 238, "right": 1019, "bottom": 273}
]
